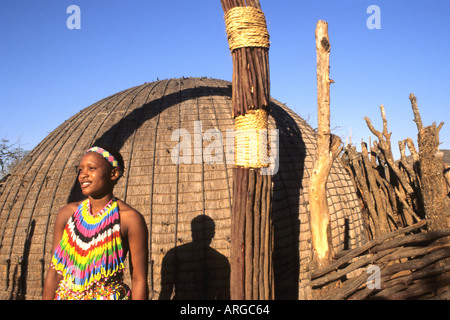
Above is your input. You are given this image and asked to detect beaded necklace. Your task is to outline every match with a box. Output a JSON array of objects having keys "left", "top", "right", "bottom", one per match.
[
  {"left": 51, "top": 197, "right": 125, "bottom": 293},
  {"left": 88, "top": 197, "right": 114, "bottom": 217}
]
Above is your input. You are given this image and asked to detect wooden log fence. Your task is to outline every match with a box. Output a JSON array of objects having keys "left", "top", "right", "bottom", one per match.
[
  {"left": 303, "top": 18, "right": 450, "bottom": 299},
  {"left": 310, "top": 221, "right": 450, "bottom": 300},
  {"left": 341, "top": 97, "right": 449, "bottom": 240},
  {"left": 317, "top": 86, "right": 450, "bottom": 299}
]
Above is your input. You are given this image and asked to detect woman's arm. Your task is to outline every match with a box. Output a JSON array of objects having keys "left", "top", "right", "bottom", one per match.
[
  {"left": 42, "top": 265, "right": 63, "bottom": 300},
  {"left": 122, "top": 205, "right": 149, "bottom": 300},
  {"left": 42, "top": 203, "right": 76, "bottom": 300}
]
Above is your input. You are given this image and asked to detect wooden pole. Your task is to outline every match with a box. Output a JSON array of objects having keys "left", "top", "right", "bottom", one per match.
[
  {"left": 308, "top": 20, "right": 342, "bottom": 268},
  {"left": 409, "top": 94, "right": 449, "bottom": 234},
  {"left": 409, "top": 94, "right": 450, "bottom": 294},
  {"left": 220, "top": 0, "right": 274, "bottom": 300}
]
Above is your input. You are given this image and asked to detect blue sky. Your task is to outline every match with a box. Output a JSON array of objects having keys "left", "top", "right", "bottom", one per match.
[{"left": 1, "top": 0, "right": 449, "bottom": 160}]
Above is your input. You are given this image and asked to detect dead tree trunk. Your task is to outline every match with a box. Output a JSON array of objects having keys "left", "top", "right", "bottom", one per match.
[
  {"left": 410, "top": 93, "right": 450, "bottom": 293},
  {"left": 418, "top": 124, "right": 448, "bottom": 232},
  {"left": 410, "top": 94, "right": 449, "bottom": 233},
  {"left": 220, "top": 0, "right": 274, "bottom": 300},
  {"left": 308, "top": 20, "right": 342, "bottom": 269}
]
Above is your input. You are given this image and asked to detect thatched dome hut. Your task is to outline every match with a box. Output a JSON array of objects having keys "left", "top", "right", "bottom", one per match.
[{"left": 0, "top": 77, "right": 366, "bottom": 300}]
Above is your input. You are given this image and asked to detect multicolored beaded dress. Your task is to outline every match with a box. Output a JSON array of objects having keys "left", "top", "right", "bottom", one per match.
[{"left": 51, "top": 197, "right": 130, "bottom": 300}]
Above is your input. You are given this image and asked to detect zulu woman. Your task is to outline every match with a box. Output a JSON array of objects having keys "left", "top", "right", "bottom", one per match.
[{"left": 42, "top": 146, "right": 148, "bottom": 300}]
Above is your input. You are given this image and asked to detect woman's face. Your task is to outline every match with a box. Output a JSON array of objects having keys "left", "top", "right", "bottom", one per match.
[{"left": 78, "top": 152, "right": 117, "bottom": 198}]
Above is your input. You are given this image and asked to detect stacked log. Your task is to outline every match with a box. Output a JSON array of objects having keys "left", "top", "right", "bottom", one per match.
[
  {"left": 310, "top": 220, "right": 450, "bottom": 300},
  {"left": 341, "top": 99, "right": 449, "bottom": 240}
]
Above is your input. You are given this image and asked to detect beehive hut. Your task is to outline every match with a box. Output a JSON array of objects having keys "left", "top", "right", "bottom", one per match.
[{"left": 0, "top": 77, "right": 366, "bottom": 300}]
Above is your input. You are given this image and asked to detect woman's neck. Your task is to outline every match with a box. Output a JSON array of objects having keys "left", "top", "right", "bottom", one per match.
[{"left": 88, "top": 194, "right": 114, "bottom": 214}]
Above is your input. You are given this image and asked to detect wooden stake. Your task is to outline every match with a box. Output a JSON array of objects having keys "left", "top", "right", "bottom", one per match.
[
  {"left": 410, "top": 93, "right": 424, "bottom": 132},
  {"left": 308, "top": 20, "right": 342, "bottom": 268},
  {"left": 418, "top": 124, "right": 449, "bottom": 232},
  {"left": 410, "top": 95, "right": 450, "bottom": 294},
  {"left": 361, "top": 142, "right": 389, "bottom": 234},
  {"left": 409, "top": 95, "right": 449, "bottom": 233}
]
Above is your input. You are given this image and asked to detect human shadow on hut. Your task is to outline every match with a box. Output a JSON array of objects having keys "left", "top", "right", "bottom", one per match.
[{"left": 159, "top": 215, "right": 230, "bottom": 300}]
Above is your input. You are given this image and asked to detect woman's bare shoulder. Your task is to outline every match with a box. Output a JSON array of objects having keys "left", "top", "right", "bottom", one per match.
[
  {"left": 59, "top": 201, "right": 81, "bottom": 214},
  {"left": 116, "top": 199, "right": 140, "bottom": 215},
  {"left": 55, "top": 201, "right": 82, "bottom": 225},
  {"left": 116, "top": 199, "right": 146, "bottom": 229}
]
